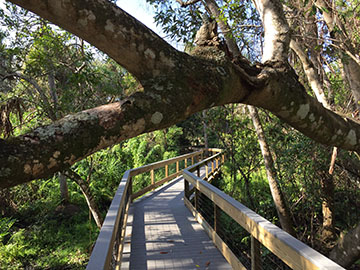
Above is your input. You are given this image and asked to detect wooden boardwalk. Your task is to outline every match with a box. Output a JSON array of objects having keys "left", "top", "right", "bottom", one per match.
[{"left": 121, "top": 175, "right": 233, "bottom": 270}]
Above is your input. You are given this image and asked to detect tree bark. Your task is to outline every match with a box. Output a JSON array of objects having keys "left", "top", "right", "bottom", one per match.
[
  {"left": 248, "top": 106, "right": 296, "bottom": 236},
  {"left": 3, "top": 0, "right": 360, "bottom": 188},
  {"left": 329, "top": 223, "right": 360, "bottom": 268},
  {"left": 202, "top": 110, "right": 208, "bottom": 151},
  {"left": 64, "top": 169, "right": 103, "bottom": 229}
]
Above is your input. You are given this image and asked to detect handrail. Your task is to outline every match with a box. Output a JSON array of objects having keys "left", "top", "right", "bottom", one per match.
[
  {"left": 86, "top": 149, "right": 205, "bottom": 270},
  {"left": 183, "top": 168, "right": 345, "bottom": 270}
]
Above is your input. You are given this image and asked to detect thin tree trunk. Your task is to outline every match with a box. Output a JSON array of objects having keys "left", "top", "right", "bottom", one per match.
[
  {"left": 59, "top": 173, "right": 69, "bottom": 204},
  {"left": 64, "top": 169, "right": 103, "bottom": 229},
  {"left": 317, "top": 170, "right": 335, "bottom": 239},
  {"left": 248, "top": 105, "right": 296, "bottom": 236},
  {"left": 202, "top": 110, "right": 208, "bottom": 154},
  {"left": 290, "top": 40, "right": 330, "bottom": 109}
]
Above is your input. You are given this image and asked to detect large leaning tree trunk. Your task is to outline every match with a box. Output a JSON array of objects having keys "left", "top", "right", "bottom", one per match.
[{"left": 3, "top": 0, "right": 360, "bottom": 193}]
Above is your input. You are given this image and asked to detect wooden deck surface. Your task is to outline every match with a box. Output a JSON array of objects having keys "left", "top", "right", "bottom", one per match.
[{"left": 121, "top": 175, "right": 233, "bottom": 270}]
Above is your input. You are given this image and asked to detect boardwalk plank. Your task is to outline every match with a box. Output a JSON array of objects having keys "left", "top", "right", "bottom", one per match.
[{"left": 121, "top": 173, "right": 233, "bottom": 270}]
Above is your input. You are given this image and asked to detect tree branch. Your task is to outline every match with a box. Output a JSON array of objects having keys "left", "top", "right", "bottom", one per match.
[
  {"left": 176, "top": 0, "right": 201, "bottom": 7},
  {"left": 3, "top": 0, "right": 360, "bottom": 188}
]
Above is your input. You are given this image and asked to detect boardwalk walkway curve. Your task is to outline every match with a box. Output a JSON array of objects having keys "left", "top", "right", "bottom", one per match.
[{"left": 87, "top": 149, "right": 346, "bottom": 270}]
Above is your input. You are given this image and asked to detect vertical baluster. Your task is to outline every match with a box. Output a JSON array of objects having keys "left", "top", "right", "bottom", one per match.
[
  {"left": 176, "top": 161, "right": 179, "bottom": 172},
  {"left": 251, "top": 236, "right": 261, "bottom": 270},
  {"left": 214, "top": 203, "right": 220, "bottom": 233},
  {"left": 191, "top": 156, "right": 194, "bottom": 165},
  {"left": 129, "top": 177, "right": 133, "bottom": 202},
  {"left": 195, "top": 189, "right": 199, "bottom": 210},
  {"left": 185, "top": 158, "right": 187, "bottom": 168},
  {"left": 205, "top": 163, "right": 209, "bottom": 178},
  {"left": 165, "top": 165, "right": 168, "bottom": 178}
]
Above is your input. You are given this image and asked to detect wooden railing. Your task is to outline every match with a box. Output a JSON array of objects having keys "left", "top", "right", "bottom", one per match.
[
  {"left": 86, "top": 149, "right": 205, "bottom": 270},
  {"left": 183, "top": 155, "right": 345, "bottom": 270}
]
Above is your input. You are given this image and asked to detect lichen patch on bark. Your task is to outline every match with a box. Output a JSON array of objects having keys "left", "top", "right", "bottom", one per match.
[
  {"left": 345, "top": 129, "right": 357, "bottom": 146},
  {"left": 144, "top": 48, "right": 156, "bottom": 60},
  {"left": 24, "top": 164, "right": 32, "bottom": 174},
  {"left": 64, "top": 155, "right": 76, "bottom": 165},
  {"left": 48, "top": 158, "right": 57, "bottom": 169},
  {"left": 122, "top": 118, "right": 146, "bottom": 135},
  {"left": 151, "top": 112, "right": 163, "bottom": 124},
  {"left": 105, "top": 19, "right": 115, "bottom": 32},
  {"left": 296, "top": 104, "right": 310, "bottom": 120}
]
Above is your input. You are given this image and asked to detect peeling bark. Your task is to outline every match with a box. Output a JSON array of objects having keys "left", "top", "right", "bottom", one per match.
[{"left": 3, "top": 0, "right": 360, "bottom": 188}]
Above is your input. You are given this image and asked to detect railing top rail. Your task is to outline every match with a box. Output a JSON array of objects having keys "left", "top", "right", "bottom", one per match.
[
  {"left": 183, "top": 169, "right": 345, "bottom": 270},
  {"left": 186, "top": 151, "right": 223, "bottom": 173},
  {"left": 87, "top": 170, "right": 131, "bottom": 270},
  {"left": 130, "top": 150, "right": 204, "bottom": 176}
]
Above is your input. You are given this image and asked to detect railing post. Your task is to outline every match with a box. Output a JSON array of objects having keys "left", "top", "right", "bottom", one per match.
[
  {"left": 151, "top": 169, "right": 154, "bottom": 185},
  {"left": 191, "top": 156, "right": 194, "bottom": 165},
  {"left": 176, "top": 161, "right": 179, "bottom": 172},
  {"left": 165, "top": 165, "right": 168, "bottom": 178},
  {"left": 205, "top": 163, "right": 209, "bottom": 178},
  {"left": 211, "top": 159, "right": 214, "bottom": 172},
  {"left": 185, "top": 158, "right": 187, "bottom": 168},
  {"left": 184, "top": 179, "right": 189, "bottom": 199},
  {"left": 251, "top": 236, "right": 261, "bottom": 270}
]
